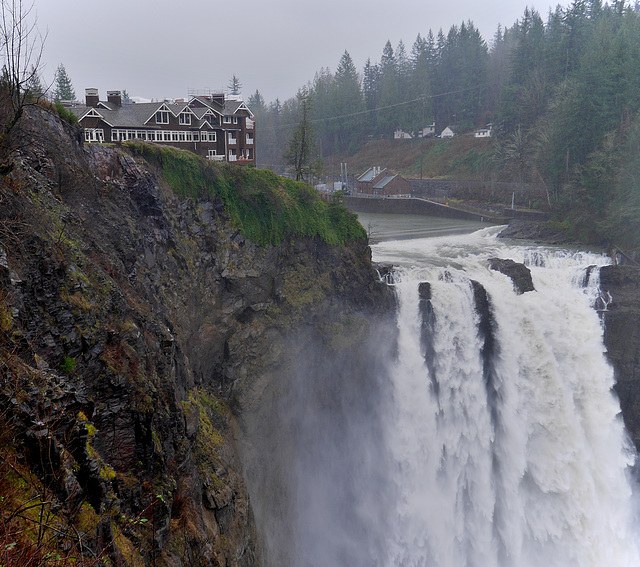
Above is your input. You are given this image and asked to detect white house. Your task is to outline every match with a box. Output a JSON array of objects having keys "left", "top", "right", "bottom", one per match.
[
  {"left": 417, "top": 123, "right": 436, "bottom": 138},
  {"left": 475, "top": 125, "right": 492, "bottom": 138},
  {"left": 394, "top": 129, "right": 413, "bottom": 139},
  {"left": 440, "top": 126, "right": 457, "bottom": 138}
]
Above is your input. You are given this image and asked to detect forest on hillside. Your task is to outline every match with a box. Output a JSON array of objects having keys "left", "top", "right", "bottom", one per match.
[{"left": 249, "top": 0, "right": 640, "bottom": 250}]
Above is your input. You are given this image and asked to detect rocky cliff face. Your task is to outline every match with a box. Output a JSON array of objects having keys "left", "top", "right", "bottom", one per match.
[
  {"left": 599, "top": 266, "right": 640, "bottom": 450},
  {"left": 0, "top": 107, "right": 393, "bottom": 566}
]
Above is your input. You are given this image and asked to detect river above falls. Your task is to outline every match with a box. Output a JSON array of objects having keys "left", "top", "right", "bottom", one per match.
[{"left": 355, "top": 211, "right": 493, "bottom": 243}]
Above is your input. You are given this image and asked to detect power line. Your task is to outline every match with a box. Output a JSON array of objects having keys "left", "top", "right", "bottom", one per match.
[{"left": 267, "top": 83, "right": 487, "bottom": 130}]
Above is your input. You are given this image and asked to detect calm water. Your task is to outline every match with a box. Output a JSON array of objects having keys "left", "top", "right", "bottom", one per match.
[{"left": 355, "top": 212, "right": 493, "bottom": 244}]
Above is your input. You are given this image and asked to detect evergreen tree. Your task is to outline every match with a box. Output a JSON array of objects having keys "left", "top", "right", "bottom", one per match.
[
  {"left": 25, "top": 65, "right": 44, "bottom": 99},
  {"left": 408, "top": 49, "right": 433, "bottom": 132},
  {"left": 310, "top": 67, "right": 334, "bottom": 154},
  {"left": 395, "top": 39, "right": 411, "bottom": 93},
  {"left": 410, "top": 34, "right": 428, "bottom": 69},
  {"left": 425, "top": 29, "right": 437, "bottom": 70},
  {"left": 362, "top": 58, "right": 380, "bottom": 133},
  {"left": 362, "top": 58, "right": 380, "bottom": 111},
  {"left": 228, "top": 74, "right": 242, "bottom": 95},
  {"left": 380, "top": 40, "right": 396, "bottom": 76},
  {"left": 378, "top": 40, "right": 399, "bottom": 134},
  {"left": 247, "top": 89, "right": 266, "bottom": 111},
  {"left": 332, "top": 50, "right": 363, "bottom": 152},
  {"left": 53, "top": 64, "right": 75, "bottom": 102}
]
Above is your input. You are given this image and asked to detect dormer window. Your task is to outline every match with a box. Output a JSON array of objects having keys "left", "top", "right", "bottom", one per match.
[
  {"left": 223, "top": 116, "right": 231, "bottom": 124},
  {"left": 156, "top": 111, "right": 169, "bottom": 124},
  {"left": 179, "top": 112, "right": 191, "bottom": 125}
]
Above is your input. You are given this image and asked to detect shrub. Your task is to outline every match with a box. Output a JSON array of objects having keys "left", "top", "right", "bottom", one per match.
[{"left": 54, "top": 102, "right": 78, "bottom": 125}]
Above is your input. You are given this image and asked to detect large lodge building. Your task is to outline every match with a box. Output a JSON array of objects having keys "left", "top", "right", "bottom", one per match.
[{"left": 70, "top": 89, "right": 255, "bottom": 165}]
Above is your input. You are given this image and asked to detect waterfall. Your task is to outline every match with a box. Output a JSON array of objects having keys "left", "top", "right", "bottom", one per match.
[
  {"left": 379, "top": 231, "right": 640, "bottom": 567},
  {"left": 247, "top": 227, "right": 640, "bottom": 567}
]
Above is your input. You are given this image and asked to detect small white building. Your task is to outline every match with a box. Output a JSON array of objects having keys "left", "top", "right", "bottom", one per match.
[
  {"left": 417, "top": 123, "right": 436, "bottom": 138},
  {"left": 394, "top": 129, "right": 413, "bottom": 139},
  {"left": 475, "top": 125, "right": 493, "bottom": 138},
  {"left": 440, "top": 126, "right": 457, "bottom": 138}
]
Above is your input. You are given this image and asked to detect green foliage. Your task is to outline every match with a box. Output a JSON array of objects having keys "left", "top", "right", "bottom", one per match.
[
  {"left": 186, "top": 390, "right": 226, "bottom": 474},
  {"left": 127, "top": 142, "right": 366, "bottom": 246},
  {"left": 54, "top": 102, "right": 78, "bottom": 125},
  {"left": 599, "top": 117, "right": 640, "bottom": 248},
  {"left": 53, "top": 64, "right": 75, "bottom": 102},
  {"left": 59, "top": 356, "right": 76, "bottom": 374}
]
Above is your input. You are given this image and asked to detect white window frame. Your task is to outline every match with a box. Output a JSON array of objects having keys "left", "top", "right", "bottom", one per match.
[
  {"left": 84, "top": 128, "right": 104, "bottom": 143},
  {"left": 179, "top": 113, "right": 191, "bottom": 125},
  {"left": 156, "top": 111, "right": 169, "bottom": 124},
  {"left": 223, "top": 116, "right": 231, "bottom": 124}
]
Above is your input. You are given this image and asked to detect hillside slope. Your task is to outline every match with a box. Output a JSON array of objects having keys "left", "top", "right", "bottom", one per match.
[{"left": 323, "top": 137, "right": 497, "bottom": 181}]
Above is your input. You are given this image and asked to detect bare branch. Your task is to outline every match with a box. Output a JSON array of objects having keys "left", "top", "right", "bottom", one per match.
[{"left": 0, "top": 0, "right": 47, "bottom": 172}]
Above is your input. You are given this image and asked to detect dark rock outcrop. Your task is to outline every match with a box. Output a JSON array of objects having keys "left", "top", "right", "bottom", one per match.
[
  {"left": 488, "top": 258, "right": 535, "bottom": 294},
  {"left": 600, "top": 265, "right": 640, "bottom": 450}
]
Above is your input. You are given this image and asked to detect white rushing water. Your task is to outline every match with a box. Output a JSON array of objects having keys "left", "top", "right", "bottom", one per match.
[{"left": 373, "top": 226, "right": 640, "bottom": 567}]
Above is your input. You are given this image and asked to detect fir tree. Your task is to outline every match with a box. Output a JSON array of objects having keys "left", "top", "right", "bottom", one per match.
[
  {"left": 228, "top": 74, "right": 242, "bottom": 95},
  {"left": 25, "top": 65, "right": 44, "bottom": 99},
  {"left": 53, "top": 64, "right": 75, "bottom": 102},
  {"left": 248, "top": 89, "right": 266, "bottom": 111}
]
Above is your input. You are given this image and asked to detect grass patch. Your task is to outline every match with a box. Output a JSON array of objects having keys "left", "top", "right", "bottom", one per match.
[{"left": 126, "top": 142, "right": 366, "bottom": 246}]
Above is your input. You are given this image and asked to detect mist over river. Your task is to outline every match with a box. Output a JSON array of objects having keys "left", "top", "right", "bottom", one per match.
[{"left": 249, "top": 214, "right": 640, "bottom": 567}]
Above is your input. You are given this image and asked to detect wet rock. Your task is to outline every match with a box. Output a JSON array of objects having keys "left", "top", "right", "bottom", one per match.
[
  {"left": 488, "top": 258, "right": 535, "bottom": 294},
  {"left": 600, "top": 265, "right": 640, "bottom": 450}
]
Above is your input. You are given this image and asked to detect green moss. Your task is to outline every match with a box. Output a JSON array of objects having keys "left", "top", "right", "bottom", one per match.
[
  {"left": 0, "top": 295, "right": 12, "bottom": 333},
  {"left": 125, "top": 142, "right": 366, "bottom": 247},
  {"left": 185, "top": 390, "right": 227, "bottom": 475},
  {"left": 59, "top": 356, "right": 76, "bottom": 374}
]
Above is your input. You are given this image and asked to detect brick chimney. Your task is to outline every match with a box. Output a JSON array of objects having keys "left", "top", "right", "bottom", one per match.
[
  {"left": 107, "top": 90, "right": 122, "bottom": 107},
  {"left": 85, "top": 88, "right": 99, "bottom": 107}
]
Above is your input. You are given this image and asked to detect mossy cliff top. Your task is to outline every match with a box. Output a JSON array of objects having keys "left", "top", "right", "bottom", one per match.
[{"left": 127, "top": 142, "right": 366, "bottom": 247}]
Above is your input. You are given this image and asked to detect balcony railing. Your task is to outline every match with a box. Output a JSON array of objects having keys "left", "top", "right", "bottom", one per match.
[
  {"left": 246, "top": 118, "right": 254, "bottom": 129},
  {"left": 228, "top": 137, "right": 237, "bottom": 145},
  {"left": 246, "top": 135, "right": 254, "bottom": 145},
  {"left": 228, "top": 154, "right": 237, "bottom": 162},
  {"left": 207, "top": 155, "right": 224, "bottom": 162}
]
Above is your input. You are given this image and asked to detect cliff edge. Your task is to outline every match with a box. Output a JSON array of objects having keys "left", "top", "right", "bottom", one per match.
[{"left": 0, "top": 106, "right": 393, "bottom": 566}]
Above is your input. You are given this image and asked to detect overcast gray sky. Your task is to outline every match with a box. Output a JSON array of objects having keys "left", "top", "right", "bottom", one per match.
[{"left": 34, "top": 0, "right": 558, "bottom": 104}]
